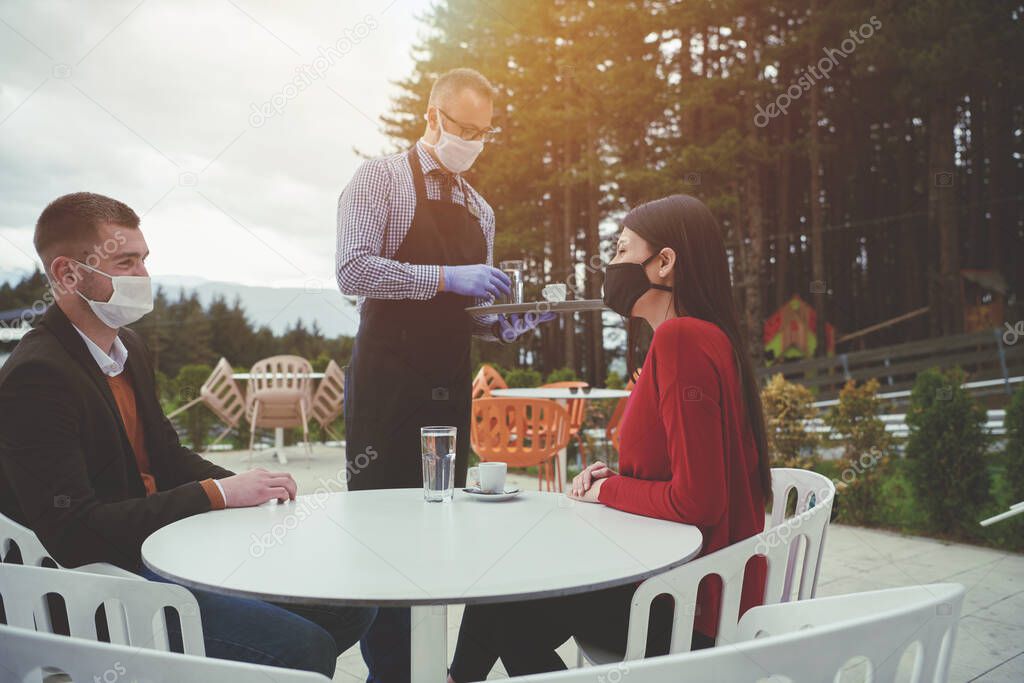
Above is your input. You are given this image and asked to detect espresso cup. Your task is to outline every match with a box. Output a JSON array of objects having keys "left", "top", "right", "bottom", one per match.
[
  {"left": 478, "top": 462, "right": 507, "bottom": 494},
  {"left": 466, "top": 466, "right": 480, "bottom": 490},
  {"left": 542, "top": 284, "right": 567, "bottom": 302}
]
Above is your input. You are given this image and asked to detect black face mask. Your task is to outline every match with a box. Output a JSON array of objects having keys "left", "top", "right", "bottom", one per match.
[{"left": 602, "top": 252, "right": 673, "bottom": 317}]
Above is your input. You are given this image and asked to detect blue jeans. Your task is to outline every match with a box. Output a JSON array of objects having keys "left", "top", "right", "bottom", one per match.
[{"left": 140, "top": 568, "right": 376, "bottom": 678}]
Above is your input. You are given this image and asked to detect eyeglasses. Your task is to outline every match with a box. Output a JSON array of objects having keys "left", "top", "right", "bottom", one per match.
[{"left": 437, "top": 107, "right": 501, "bottom": 143}]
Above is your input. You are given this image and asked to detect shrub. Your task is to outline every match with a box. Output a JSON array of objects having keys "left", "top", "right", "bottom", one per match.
[
  {"left": 993, "top": 385, "right": 1024, "bottom": 546},
  {"left": 1003, "top": 384, "right": 1024, "bottom": 503},
  {"left": 825, "top": 379, "right": 896, "bottom": 524},
  {"left": 761, "top": 374, "right": 820, "bottom": 468},
  {"left": 605, "top": 370, "right": 625, "bottom": 390},
  {"left": 504, "top": 368, "right": 542, "bottom": 388},
  {"left": 172, "top": 363, "right": 216, "bottom": 450},
  {"left": 904, "top": 367, "right": 990, "bottom": 536},
  {"left": 311, "top": 352, "right": 331, "bottom": 372},
  {"left": 545, "top": 367, "right": 578, "bottom": 384}
]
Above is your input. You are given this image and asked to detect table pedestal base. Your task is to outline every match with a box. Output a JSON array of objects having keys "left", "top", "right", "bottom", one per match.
[{"left": 411, "top": 604, "right": 448, "bottom": 682}]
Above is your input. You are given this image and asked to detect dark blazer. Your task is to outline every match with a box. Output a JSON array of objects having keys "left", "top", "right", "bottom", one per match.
[{"left": 0, "top": 305, "right": 233, "bottom": 570}]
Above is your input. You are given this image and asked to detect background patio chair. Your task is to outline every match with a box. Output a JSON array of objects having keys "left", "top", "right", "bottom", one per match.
[
  {"left": 540, "top": 381, "right": 590, "bottom": 471},
  {"left": 0, "top": 563, "right": 205, "bottom": 654},
  {"left": 166, "top": 359, "right": 245, "bottom": 450},
  {"left": 0, "top": 622, "right": 329, "bottom": 682},
  {"left": 576, "top": 467, "right": 836, "bottom": 664},
  {"left": 604, "top": 378, "right": 634, "bottom": 457},
  {"left": 471, "top": 397, "right": 570, "bottom": 492},
  {"left": 521, "top": 583, "right": 964, "bottom": 683},
  {"left": 310, "top": 359, "right": 344, "bottom": 441},
  {"left": 246, "top": 355, "right": 314, "bottom": 467},
  {"left": 471, "top": 363, "right": 507, "bottom": 399},
  {"left": 198, "top": 357, "right": 246, "bottom": 449}
]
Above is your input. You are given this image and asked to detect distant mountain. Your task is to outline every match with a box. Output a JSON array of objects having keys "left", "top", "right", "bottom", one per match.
[
  {"left": 0, "top": 268, "right": 32, "bottom": 286},
  {"left": 0, "top": 270, "right": 361, "bottom": 338},
  {"left": 154, "top": 277, "right": 360, "bottom": 338}
]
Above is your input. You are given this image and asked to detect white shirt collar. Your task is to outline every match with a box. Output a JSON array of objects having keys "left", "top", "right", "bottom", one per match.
[{"left": 72, "top": 325, "right": 128, "bottom": 377}]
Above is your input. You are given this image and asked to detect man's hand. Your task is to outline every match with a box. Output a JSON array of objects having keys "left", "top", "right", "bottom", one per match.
[
  {"left": 496, "top": 311, "right": 557, "bottom": 342},
  {"left": 218, "top": 468, "right": 297, "bottom": 507},
  {"left": 443, "top": 264, "right": 512, "bottom": 300}
]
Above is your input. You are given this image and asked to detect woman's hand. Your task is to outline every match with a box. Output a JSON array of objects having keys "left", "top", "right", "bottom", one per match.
[
  {"left": 568, "top": 476, "right": 607, "bottom": 503},
  {"left": 569, "top": 460, "right": 617, "bottom": 498}
]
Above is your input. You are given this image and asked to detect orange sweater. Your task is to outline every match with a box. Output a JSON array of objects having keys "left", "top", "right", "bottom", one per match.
[{"left": 106, "top": 374, "right": 224, "bottom": 509}]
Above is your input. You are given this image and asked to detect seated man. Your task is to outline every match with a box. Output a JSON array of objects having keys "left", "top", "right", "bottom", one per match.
[{"left": 0, "top": 192, "right": 375, "bottom": 678}]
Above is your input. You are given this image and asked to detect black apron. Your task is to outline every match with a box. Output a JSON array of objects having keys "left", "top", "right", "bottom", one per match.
[{"left": 345, "top": 147, "right": 485, "bottom": 491}]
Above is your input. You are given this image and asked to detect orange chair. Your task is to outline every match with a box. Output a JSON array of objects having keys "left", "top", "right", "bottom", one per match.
[
  {"left": 605, "top": 379, "right": 635, "bottom": 455},
  {"left": 541, "top": 381, "right": 590, "bottom": 471},
  {"left": 471, "top": 398, "right": 571, "bottom": 492},
  {"left": 472, "top": 364, "right": 508, "bottom": 399}
]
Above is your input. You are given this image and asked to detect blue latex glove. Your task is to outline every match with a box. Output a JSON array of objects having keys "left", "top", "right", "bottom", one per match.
[
  {"left": 444, "top": 264, "right": 511, "bottom": 300},
  {"left": 496, "top": 311, "right": 557, "bottom": 342}
]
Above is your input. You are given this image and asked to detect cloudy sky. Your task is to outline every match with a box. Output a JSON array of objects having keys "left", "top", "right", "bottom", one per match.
[{"left": 0, "top": 0, "right": 433, "bottom": 288}]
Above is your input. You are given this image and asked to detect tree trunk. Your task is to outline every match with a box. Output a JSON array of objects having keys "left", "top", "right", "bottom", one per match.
[
  {"left": 562, "top": 138, "right": 576, "bottom": 373},
  {"left": 775, "top": 113, "right": 793, "bottom": 310},
  {"left": 584, "top": 119, "right": 604, "bottom": 384},
  {"left": 967, "top": 90, "right": 985, "bottom": 267},
  {"left": 928, "top": 98, "right": 962, "bottom": 335},
  {"left": 745, "top": 165, "right": 765, "bottom": 364},
  {"left": 986, "top": 81, "right": 1010, "bottom": 283},
  {"left": 808, "top": 2, "right": 827, "bottom": 355}
]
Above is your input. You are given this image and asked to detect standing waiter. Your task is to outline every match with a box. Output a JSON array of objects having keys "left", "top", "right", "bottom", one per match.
[{"left": 336, "top": 68, "right": 551, "bottom": 681}]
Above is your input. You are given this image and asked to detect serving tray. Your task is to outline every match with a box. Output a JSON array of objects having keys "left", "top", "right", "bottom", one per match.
[{"left": 465, "top": 299, "right": 608, "bottom": 315}]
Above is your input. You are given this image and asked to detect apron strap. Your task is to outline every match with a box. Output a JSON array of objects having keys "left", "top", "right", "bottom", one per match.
[{"left": 408, "top": 146, "right": 428, "bottom": 204}]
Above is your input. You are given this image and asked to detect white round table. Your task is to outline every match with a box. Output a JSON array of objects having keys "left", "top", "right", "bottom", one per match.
[
  {"left": 142, "top": 489, "right": 702, "bottom": 682},
  {"left": 491, "top": 387, "right": 630, "bottom": 400}
]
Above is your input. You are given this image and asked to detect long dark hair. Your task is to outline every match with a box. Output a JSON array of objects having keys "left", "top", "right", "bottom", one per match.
[{"left": 622, "top": 194, "right": 771, "bottom": 499}]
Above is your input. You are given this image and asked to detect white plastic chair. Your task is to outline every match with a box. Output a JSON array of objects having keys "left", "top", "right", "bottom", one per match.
[
  {"left": 166, "top": 358, "right": 246, "bottom": 450},
  {"left": 0, "top": 563, "right": 205, "bottom": 654},
  {"left": 769, "top": 467, "right": 836, "bottom": 600},
  {"left": 576, "top": 468, "right": 835, "bottom": 664},
  {"left": 200, "top": 357, "right": 247, "bottom": 448},
  {"left": 1, "top": 512, "right": 135, "bottom": 578},
  {"left": 0, "top": 622, "right": 329, "bottom": 682},
  {"left": 520, "top": 583, "right": 964, "bottom": 683},
  {"left": 310, "top": 360, "right": 345, "bottom": 441}
]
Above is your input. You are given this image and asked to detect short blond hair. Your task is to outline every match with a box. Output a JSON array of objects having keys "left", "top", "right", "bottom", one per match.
[{"left": 428, "top": 68, "right": 495, "bottom": 107}]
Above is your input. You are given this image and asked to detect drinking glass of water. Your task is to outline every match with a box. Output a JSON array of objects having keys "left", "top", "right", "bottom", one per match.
[
  {"left": 421, "top": 426, "right": 457, "bottom": 502},
  {"left": 499, "top": 260, "right": 525, "bottom": 305}
]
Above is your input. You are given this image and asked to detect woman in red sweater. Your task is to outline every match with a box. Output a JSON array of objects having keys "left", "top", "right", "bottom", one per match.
[{"left": 448, "top": 194, "right": 771, "bottom": 681}]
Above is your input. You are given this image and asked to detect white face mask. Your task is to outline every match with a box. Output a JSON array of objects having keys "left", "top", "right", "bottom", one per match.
[
  {"left": 73, "top": 260, "right": 153, "bottom": 329},
  {"left": 428, "top": 110, "right": 484, "bottom": 174}
]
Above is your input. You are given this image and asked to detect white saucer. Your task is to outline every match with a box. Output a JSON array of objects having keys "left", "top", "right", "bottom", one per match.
[{"left": 462, "top": 486, "right": 521, "bottom": 502}]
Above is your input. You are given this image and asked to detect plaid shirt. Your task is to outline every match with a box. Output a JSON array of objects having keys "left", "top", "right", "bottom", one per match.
[{"left": 336, "top": 141, "right": 497, "bottom": 339}]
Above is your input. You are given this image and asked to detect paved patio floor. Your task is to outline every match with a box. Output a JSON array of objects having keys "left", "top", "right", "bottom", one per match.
[{"left": 205, "top": 445, "right": 1024, "bottom": 682}]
